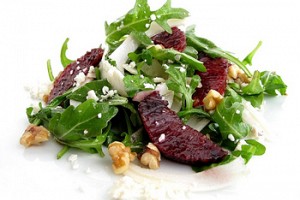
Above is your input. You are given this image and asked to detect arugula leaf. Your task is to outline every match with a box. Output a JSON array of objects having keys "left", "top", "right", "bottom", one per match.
[
  {"left": 60, "top": 38, "right": 74, "bottom": 68},
  {"left": 260, "top": 71, "right": 287, "bottom": 95},
  {"left": 177, "top": 108, "right": 210, "bottom": 119},
  {"left": 147, "top": 46, "right": 206, "bottom": 72},
  {"left": 48, "top": 99, "right": 118, "bottom": 141},
  {"left": 105, "top": 0, "right": 188, "bottom": 50},
  {"left": 67, "top": 79, "right": 110, "bottom": 102},
  {"left": 154, "top": 0, "right": 189, "bottom": 33},
  {"left": 242, "top": 41, "right": 262, "bottom": 66},
  {"left": 186, "top": 25, "right": 252, "bottom": 77},
  {"left": 192, "top": 155, "right": 236, "bottom": 172},
  {"left": 47, "top": 59, "right": 54, "bottom": 81},
  {"left": 123, "top": 74, "right": 155, "bottom": 97},
  {"left": 232, "top": 139, "right": 266, "bottom": 164},
  {"left": 166, "top": 65, "right": 200, "bottom": 110},
  {"left": 242, "top": 70, "right": 264, "bottom": 95},
  {"left": 212, "top": 90, "right": 251, "bottom": 140},
  {"left": 183, "top": 46, "right": 198, "bottom": 59}
]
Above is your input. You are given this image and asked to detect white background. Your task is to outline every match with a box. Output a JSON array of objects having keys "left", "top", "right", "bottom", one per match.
[{"left": 1, "top": 0, "right": 300, "bottom": 199}]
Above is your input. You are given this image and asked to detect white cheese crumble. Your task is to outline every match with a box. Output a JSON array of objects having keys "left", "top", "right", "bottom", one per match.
[
  {"left": 86, "top": 90, "right": 99, "bottom": 101},
  {"left": 68, "top": 154, "right": 79, "bottom": 170},
  {"left": 158, "top": 134, "right": 166, "bottom": 143},
  {"left": 228, "top": 134, "right": 235, "bottom": 142},
  {"left": 83, "top": 129, "right": 89, "bottom": 135},
  {"left": 236, "top": 110, "right": 241, "bottom": 114},
  {"left": 122, "top": 61, "right": 138, "bottom": 74},
  {"left": 150, "top": 14, "right": 156, "bottom": 21},
  {"left": 143, "top": 83, "right": 155, "bottom": 89},
  {"left": 97, "top": 113, "right": 102, "bottom": 118},
  {"left": 74, "top": 72, "right": 86, "bottom": 87}
]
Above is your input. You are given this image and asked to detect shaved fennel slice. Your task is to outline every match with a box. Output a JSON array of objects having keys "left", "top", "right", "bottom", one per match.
[
  {"left": 99, "top": 60, "right": 127, "bottom": 96},
  {"left": 109, "top": 35, "right": 139, "bottom": 74},
  {"left": 186, "top": 115, "right": 210, "bottom": 132},
  {"left": 242, "top": 100, "right": 271, "bottom": 138}
]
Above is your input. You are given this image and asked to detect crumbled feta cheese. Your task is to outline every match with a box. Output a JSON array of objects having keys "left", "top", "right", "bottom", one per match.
[
  {"left": 74, "top": 72, "right": 86, "bottom": 87},
  {"left": 179, "top": 67, "right": 185, "bottom": 73},
  {"left": 68, "top": 154, "right": 79, "bottom": 170},
  {"left": 144, "top": 83, "right": 155, "bottom": 89},
  {"left": 97, "top": 113, "right": 102, "bottom": 118},
  {"left": 122, "top": 62, "right": 138, "bottom": 74},
  {"left": 228, "top": 134, "right": 235, "bottom": 141},
  {"left": 102, "top": 86, "right": 110, "bottom": 95},
  {"left": 236, "top": 110, "right": 241, "bottom": 114},
  {"left": 182, "top": 126, "right": 186, "bottom": 130},
  {"left": 86, "top": 90, "right": 99, "bottom": 101},
  {"left": 84, "top": 129, "right": 88, "bottom": 135},
  {"left": 158, "top": 134, "right": 165, "bottom": 142},
  {"left": 150, "top": 14, "right": 156, "bottom": 21}
]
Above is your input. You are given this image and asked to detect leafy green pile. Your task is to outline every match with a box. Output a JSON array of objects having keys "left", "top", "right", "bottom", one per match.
[{"left": 26, "top": 0, "right": 287, "bottom": 171}]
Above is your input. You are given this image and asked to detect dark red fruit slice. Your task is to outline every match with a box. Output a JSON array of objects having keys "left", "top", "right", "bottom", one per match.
[
  {"left": 47, "top": 48, "right": 104, "bottom": 103},
  {"left": 192, "top": 56, "right": 229, "bottom": 107},
  {"left": 151, "top": 27, "right": 186, "bottom": 52},
  {"left": 138, "top": 91, "right": 228, "bottom": 165}
]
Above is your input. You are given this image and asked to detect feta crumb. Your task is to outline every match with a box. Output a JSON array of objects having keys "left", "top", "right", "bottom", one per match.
[
  {"left": 86, "top": 90, "right": 99, "bottom": 101},
  {"left": 140, "top": 74, "right": 145, "bottom": 79},
  {"left": 84, "top": 129, "right": 88, "bottom": 135},
  {"left": 158, "top": 134, "right": 166, "bottom": 142},
  {"left": 97, "top": 113, "right": 102, "bottom": 118},
  {"left": 155, "top": 121, "right": 160, "bottom": 126},
  {"left": 144, "top": 83, "right": 155, "bottom": 89},
  {"left": 70, "top": 70, "right": 74, "bottom": 75},
  {"left": 228, "top": 134, "right": 235, "bottom": 141},
  {"left": 102, "top": 86, "right": 110, "bottom": 95},
  {"left": 74, "top": 72, "right": 86, "bottom": 87},
  {"left": 182, "top": 126, "right": 186, "bottom": 130},
  {"left": 68, "top": 154, "right": 79, "bottom": 170},
  {"left": 150, "top": 14, "right": 156, "bottom": 21},
  {"left": 236, "top": 110, "right": 241, "bottom": 114},
  {"left": 145, "top": 23, "right": 150, "bottom": 28}
]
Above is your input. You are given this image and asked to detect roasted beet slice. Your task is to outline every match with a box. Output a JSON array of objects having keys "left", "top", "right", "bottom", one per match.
[
  {"left": 47, "top": 48, "right": 104, "bottom": 103},
  {"left": 138, "top": 91, "right": 227, "bottom": 165},
  {"left": 192, "top": 56, "right": 229, "bottom": 107},
  {"left": 151, "top": 27, "right": 186, "bottom": 52}
]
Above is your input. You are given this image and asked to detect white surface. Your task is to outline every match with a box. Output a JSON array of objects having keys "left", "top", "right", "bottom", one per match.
[{"left": 1, "top": 0, "right": 300, "bottom": 199}]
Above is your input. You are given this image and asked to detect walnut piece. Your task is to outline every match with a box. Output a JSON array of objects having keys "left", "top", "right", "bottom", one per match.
[
  {"left": 108, "top": 141, "right": 136, "bottom": 174},
  {"left": 227, "top": 64, "right": 251, "bottom": 84},
  {"left": 140, "top": 143, "right": 161, "bottom": 170},
  {"left": 20, "top": 124, "right": 50, "bottom": 147},
  {"left": 202, "top": 89, "right": 224, "bottom": 111}
]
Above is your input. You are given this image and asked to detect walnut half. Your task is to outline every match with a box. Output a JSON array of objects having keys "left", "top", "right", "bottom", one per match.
[
  {"left": 20, "top": 124, "right": 50, "bottom": 147},
  {"left": 108, "top": 141, "right": 136, "bottom": 174},
  {"left": 202, "top": 89, "right": 224, "bottom": 111},
  {"left": 139, "top": 143, "right": 161, "bottom": 170}
]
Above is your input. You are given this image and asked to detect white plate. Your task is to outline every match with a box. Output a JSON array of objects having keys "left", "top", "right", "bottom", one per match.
[{"left": 1, "top": 0, "right": 300, "bottom": 199}]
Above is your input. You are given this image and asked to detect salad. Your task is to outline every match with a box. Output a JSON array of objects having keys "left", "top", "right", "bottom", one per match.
[{"left": 20, "top": 0, "right": 287, "bottom": 177}]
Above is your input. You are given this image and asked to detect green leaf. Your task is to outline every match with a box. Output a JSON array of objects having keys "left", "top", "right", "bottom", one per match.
[
  {"left": 49, "top": 99, "right": 118, "bottom": 141},
  {"left": 60, "top": 38, "right": 74, "bottom": 68},
  {"left": 242, "top": 41, "right": 262, "bottom": 66},
  {"left": 47, "top": 59, "right": 54, "bottom": 81},
  {"left": 105, "top": 0, "right": 151, "bottom": 50},
  {"left": 233, "top": 139, "right": 266, "bottom": 164},
  {"left": 242, "top": 70, "right": 264, "bottom": 95},
  {"left": 260, "top": 71, "right": 287, "bottom": 95},
  {"left": 123, "top": 74, "right": 155, "bottom": 97},
  {"left": 186, "top": 26, "right": 252, "bottom": 77},
  {"left": 177, "top": 108, "right": 210, "bottom": 119},
  {"left": 131, "top": 30, "right": 152, "bottom": 46},
  {"left": 105, "top": 0, "right": 189, "bottom": 50},
  {"left": 147, "top": 46, "right": 206, "bottom": 72},
  {"left": 154, "top": 0, "right": 189, "bottom": 33},
  {"left": 183, "top": 46, "right": 198, "bottom": 59},
  {"left": 192, "top": 155, "right": 236, "bottom": 172},
  {"left": 166, "top": 65, "right": 200, "bottom": 110},
  {"left": 212, "top": 92, "right": 251, "bottom": 140},
  {"left": 242, "top": 92, "right": 264, "bottom": 108}
]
